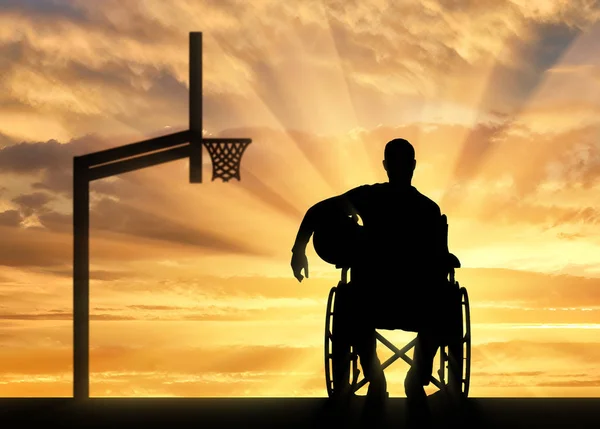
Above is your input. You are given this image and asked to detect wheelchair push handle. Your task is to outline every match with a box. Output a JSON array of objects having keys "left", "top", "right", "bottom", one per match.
[
  {"left": 336, "top": 266, "right": 349, "bottom": 284},
  {"left": 334, "top": 263, "right": 350, "bottom": 284}
]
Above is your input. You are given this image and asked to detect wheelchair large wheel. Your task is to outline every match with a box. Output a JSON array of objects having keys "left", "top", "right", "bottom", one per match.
[
  {"left": 438, "top": 285, "right": 471, "bottom": 397},
  {"left": 324, "top": 286, "right": 359, "bottom": 397}
]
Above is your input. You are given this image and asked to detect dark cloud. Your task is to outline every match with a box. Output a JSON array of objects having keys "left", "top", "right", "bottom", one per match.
[
  {"left": 0, "top": 0, "right": 88, "bottom": 20},
  {"left": 90, "top": 270, "right": 134, "bottom": 281},
  {"left": 77, "top": 0, "right": 182, "bottom": 43},
  {"left": 327, "top": 1, "right": 471, "bottom": 77},
  {"left": 0, "top": 133, "right": 161, "bottom": 194},
  {"left": 0, "top": 133, "right": 265, "bottom": 256},
  {"left": 0, "top": 207, "right": 270, "bottom": 269},
  {"left": 89, "top": 197, "right": 266, "bottom": 256},
  {"left": 0, "top": 224, "right": 88, "bottom": 267},
  {"left": 0, "top": 210, "right": 22, "bottom": 227},
  {"left": 0, "top": 132, "right": 15, "bottom": 148},
  {"left": 145, "top": 69, "right": 189, "bottom": 105},
  {"left": 12, "top": 191, "right": 54, "bottom": 217},
  {"left": 12, "top": 191, "right": 53, "bottom": 209},
  {"left": 484, "top": 21, "right": 581, "bottom": 110},
  {"left": 35, "top": 211, "right": 70, "bottom": 233},
  {"left": 0, "top": 135, "right": 105, "bottom": 174},
  {"left": 62, "top": 59, "right": 138, "bottom": 92},
  {"left": 0, "top": 35, "right": 187, "bottom": 137},
  {"left": 60, "top": 61, "right": 189, "bottom": 132},
  {"left": 0, "top": 0, "right": 179, "bottom": 42},
  {"left": 0, "top": 312, "right": 134, "bottom": 321},
  {"left": 29, "top": 266, "right": 135, "bottom": 281}
]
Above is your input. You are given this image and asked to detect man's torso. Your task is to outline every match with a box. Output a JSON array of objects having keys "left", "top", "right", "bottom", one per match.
[{"left": 344, "top": 182, "right": 446, "bottom": 296}]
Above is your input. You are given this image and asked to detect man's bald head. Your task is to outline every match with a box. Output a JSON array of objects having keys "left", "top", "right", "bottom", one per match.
[{"left": 383, "top": 138, "right": 416, "bottom": 184}]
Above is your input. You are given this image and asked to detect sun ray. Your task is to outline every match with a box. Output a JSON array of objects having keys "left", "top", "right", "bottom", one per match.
[
  {"left": 205, "top": 31, "right": 339, "bottom": 196},
  {"left": 320, "top": 0, "right": 383, "bottom": 186},
  {"left": 439, "top": 26, "right": 587, "bottom": 214}
]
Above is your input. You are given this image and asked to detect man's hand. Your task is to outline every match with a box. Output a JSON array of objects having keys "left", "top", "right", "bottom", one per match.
[{"left": 291, "top": 251, "right": 309, "bottom": 282}]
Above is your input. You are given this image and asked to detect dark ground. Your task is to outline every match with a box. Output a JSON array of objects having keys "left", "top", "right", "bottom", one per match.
[{"left": 1, "top": 394, "right": 599, "bottom": 428}]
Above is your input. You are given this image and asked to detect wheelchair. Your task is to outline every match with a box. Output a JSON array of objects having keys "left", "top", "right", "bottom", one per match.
[{"left": 323, "top": 215, "right": 471, "bottom": 399}]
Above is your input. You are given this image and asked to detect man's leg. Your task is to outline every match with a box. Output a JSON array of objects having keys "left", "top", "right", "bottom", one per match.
[
  {"left": 353, "top": 325, "right": 387, "bottom": 399},
  {"left": 404, "top": 330, "right": 440, "bottom": 427},
  {"left": 344, "top": 285, "right": 386, "bottom": 399}
]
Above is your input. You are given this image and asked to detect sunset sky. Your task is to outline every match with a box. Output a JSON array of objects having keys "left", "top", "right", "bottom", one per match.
[{"left": 1, "top": 0, "right": 600, "bottom": 398}]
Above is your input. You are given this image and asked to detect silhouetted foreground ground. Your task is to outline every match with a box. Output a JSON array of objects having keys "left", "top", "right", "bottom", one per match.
[{"left": 1, "top": 394, "right": 599, "bottom": 428}]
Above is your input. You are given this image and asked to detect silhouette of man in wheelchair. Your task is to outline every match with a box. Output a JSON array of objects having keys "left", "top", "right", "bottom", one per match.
[{"left": 291, "top": 138, "right": 470, "bottom": 425}]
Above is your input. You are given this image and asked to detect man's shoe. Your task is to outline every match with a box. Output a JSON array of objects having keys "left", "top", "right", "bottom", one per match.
[
  {"left": 330, "top": 383, "right": 356, "bottom": 403},
  {"left": 366, "top": 375, "right": 388, "bottom": 402}
]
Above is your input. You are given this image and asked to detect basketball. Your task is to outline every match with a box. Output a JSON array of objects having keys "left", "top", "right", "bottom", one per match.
[{"left": 312, "top": 212, "right": 364, "bottom": 267}]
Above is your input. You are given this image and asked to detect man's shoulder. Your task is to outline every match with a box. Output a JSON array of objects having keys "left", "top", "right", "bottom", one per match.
[
  {"left": 346, "top": 183, "right": 441, "bottom": 214},
  {"left": 411, "top": 186, "right": 441, "bottom": 215}
]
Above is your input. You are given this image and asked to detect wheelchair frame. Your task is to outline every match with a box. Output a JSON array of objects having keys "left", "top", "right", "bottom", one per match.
[
  {"left": 324, "top": 268, "right": 471, "bottom": 398},
  {"left": 323, "top": 215, "right": 471, "bottom": 398}
]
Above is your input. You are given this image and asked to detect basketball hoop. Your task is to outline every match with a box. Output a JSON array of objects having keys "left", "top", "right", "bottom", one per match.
[
  {"left": 203, "top": 138, "right": 251, "bottom": 182},
  {"left": 72, "top": 31, "right": 255, "bottom": 401}
]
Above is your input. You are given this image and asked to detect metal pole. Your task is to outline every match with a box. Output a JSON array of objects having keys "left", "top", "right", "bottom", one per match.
[
  {"left": 189, "top": 31, "right": 203, "bottom": 183},
  {"left": 73, "top": 157, "right": 90, "bottom": 399}
]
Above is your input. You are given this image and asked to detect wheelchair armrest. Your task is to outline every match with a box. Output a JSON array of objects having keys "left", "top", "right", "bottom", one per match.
[{"left": 448, "top": 253, "right": 460, "bottom": 269}]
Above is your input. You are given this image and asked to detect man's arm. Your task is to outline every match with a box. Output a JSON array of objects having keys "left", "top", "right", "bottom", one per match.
[
  {"left": 291, "top": 196, "right": 350, "bottom": 254},
  {"left": 290, "top": 185, "right": 371, "bottom": 282},
  {"left": 290, "top": 196, "right": 348, "bottom": 282},
  {"left": 291, "top": 185, "right": 369, "bottom": 254}
]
